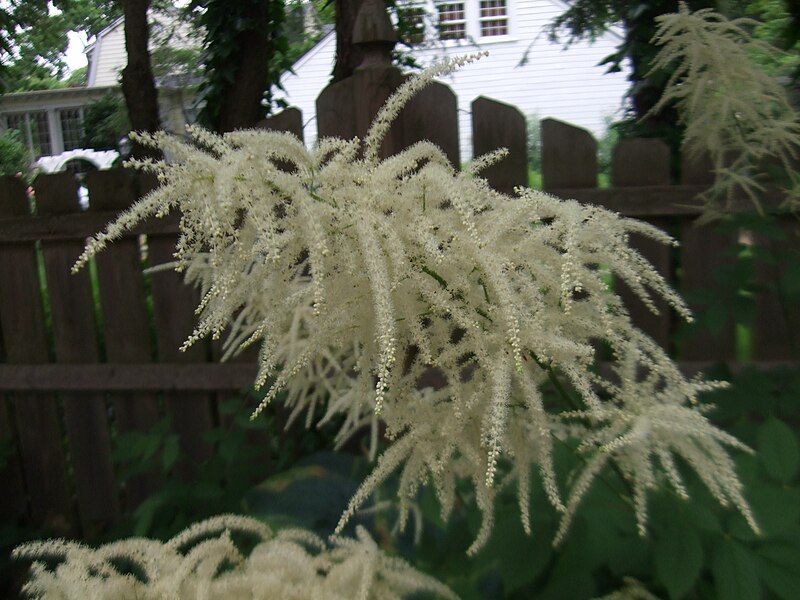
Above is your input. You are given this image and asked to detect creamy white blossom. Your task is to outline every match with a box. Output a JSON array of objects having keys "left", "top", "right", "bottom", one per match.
[
  {"left": 649, "top": 2, "right": 800, "bottom": 215},
  {"left": 74, "top": 52, "right": 754, "bottom": 553},
  {"left": 13, "top": 515, "right": 456, "bottom": 599}
]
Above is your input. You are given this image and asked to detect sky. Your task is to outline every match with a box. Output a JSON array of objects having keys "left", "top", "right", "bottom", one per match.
[{"left": 65, "top": 31, "right": 89, "bottom": 73}]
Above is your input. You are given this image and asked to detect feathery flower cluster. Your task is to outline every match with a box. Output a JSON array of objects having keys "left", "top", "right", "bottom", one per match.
[
  {"left": 74, "top": 53, "right": 754, "bottom": 553},
  {"left": 649, "top": 2, "right": 800, "bottom": 215},
  {"left": 13, "top": 515, "right": 456, "bottom": 599},
  {"left": 595, "top": 577, "right": 661, "bottom": 600}
]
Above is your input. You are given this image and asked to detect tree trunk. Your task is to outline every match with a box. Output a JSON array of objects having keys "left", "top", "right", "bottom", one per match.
[
  {"left": 332, "top": 0, "right": 364, "bottom": 82},
  {"left": 215, "top": 1, "right": 276, "bottom": 133},
  {"left": 120, "top": 0, "right": 161, "bottom": 159}
]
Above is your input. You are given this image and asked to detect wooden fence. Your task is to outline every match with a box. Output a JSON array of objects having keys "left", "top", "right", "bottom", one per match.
[{"left": 1, "top": 0, "right": 798, "bottom": 542}]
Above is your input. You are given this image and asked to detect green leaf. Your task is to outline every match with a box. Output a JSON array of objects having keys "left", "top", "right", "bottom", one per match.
[
  {"left": 654, "top": 527, "right": 704, "bottom": 599},
  {"left": 756, "top": 542, "right": 800, "bottom": 599},
  {"left": 713, "top": 539, "right": 762, "bottom": 600},
  {"left": 747, "top": 484, "right": 800, "bottom": 538},
  {"left": 161, "top": 435, "right": 180, "bottom": 473},
  {"left": 758, "top": 418, "right": 800, "bottom": 483}
]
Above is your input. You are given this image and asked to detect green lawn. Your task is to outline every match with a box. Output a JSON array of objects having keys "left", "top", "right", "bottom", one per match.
[{"left": 528, "top": 169, "right": 610, "bottom": 189}]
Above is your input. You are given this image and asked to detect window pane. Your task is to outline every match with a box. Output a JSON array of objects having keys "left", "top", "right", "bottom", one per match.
[
  {"left": 479, "top": 0, "right": 508, "bottom": 36},
  {"left": 28, "top": 112, "right": 52, "bottom": 157},
  {"left": 60, "top": 108, "right": 85, "bottom": 151},
  {"left": 437, "top": 2, "right": 466, "bottom": 40}
]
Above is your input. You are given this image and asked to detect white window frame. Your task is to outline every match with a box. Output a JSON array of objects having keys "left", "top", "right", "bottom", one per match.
[
  {"left": 477, "top": 0, "right": 509, "bottom": 38},
  {"left": 394, "top": 0, "right": 514, "bottom": 46},
  {"left": 434, "top": 0, "right": 468, "bottom": 41},
  {"left": 58, "top": 107, "right": 86, "bottom": 151}
]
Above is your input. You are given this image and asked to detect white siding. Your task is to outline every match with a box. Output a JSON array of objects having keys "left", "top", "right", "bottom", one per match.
[
  {"left": 88, "top": 14, "right": 200, "bottom": 88},
  {"left": 90, "top": 24, "right": 127, "bottom": 87},
  {"left": 277, "top": 0, "right": 630, "bottom": 159}
]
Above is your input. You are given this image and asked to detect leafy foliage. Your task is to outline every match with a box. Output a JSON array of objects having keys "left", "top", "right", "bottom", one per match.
[
  {"left": 107, "top": 395, "right": 338, "bottom": 541},
  {"left": 545, "top": 1, "right": 715, "bottom": 174},
  {"left": 0, "top": 130, "right": 31, "bottom": 177},
  {"left": 0, "top": 0, "right": 121, "bottom": 92},
  {"left": 395, "top": 367, "right": 800, "bottom": 599},
  {"left": 191, "top": 0, "right": 293, "bottom": 129},
  {"left": 81, "top": 93, "right": 132, "bottom": 152},
  {"left": 676, "top": 213, "right": 800, "bottom": 359}
]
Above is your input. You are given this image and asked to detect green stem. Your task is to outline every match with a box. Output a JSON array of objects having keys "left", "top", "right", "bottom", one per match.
[{"left": 527, "top": 350, "right": 637, "bottom": 504}]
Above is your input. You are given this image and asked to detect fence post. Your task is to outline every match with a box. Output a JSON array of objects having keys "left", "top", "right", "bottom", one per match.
[
  {"left": 316, "top": 0, "right": 460, "bottom": 165},
  {"left": 86, "top": 168, "right": 162, "bottom": 508},
  {"left": 679, "top": 150, "right": 737, "bottom": 361},
  {"left": 471, "top": 96, "right": 527, "bottom": 194},
  {"left": 34, "top": 172, "right": 119, "bottom": 537},
  {"left": 611, "top": 138, "right": 673, "bottom": 350}
]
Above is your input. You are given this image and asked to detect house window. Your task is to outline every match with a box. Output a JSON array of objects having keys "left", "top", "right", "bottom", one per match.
[
  {"left": 436, "top": 1, "right": 466, "bottom": 40},
  {"left": 4, "top": 114, "right": 27, "bottom": 140},
  {"left": 2, "top": 111, "right": 52, "bottom": 158},
  {"left": 399, "top": 4, "right": 427, "bottom": 45},
  {"left": 28, "top": 112, "right": 52, "bottom": 157},
  {"left": 59, "top": 108, "right": 85, "bottom": 150},
  {"left": 479, "top": 0, "right": 508, "bottom": 36}
]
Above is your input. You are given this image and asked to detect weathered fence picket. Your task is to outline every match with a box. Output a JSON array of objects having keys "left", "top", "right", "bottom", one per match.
[
  {"left": 86, "top": 169, "right": 162, "bottom": 507},
  {"left": 611, "top": 137, "right": 673, "bottom": 350},
  {"left": 679, "top": 150, "right": 738, "bottom": 361},
  {"left": 0, "top": 177, "right": 72, "bottom": 533},
  {"left": 35, "top": 173, "right": 120, "bottom": 536},
  {"left": 471, "top": 96, "right": 527, "bottom": 194}
]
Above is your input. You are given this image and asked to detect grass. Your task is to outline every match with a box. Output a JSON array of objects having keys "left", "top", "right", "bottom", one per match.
[{"left": 528, "top": 169, "right": 610, "bottom": 190}]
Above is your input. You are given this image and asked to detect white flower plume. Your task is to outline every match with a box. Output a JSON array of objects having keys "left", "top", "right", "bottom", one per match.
[
  {"left": 74, "top": 52, "right": 754, "bottom": 553},
  {"left": 13, "top": 515, "right": 457, "bottom": 599}
]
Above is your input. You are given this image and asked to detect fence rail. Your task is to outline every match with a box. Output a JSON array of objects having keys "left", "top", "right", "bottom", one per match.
[{"left": 1, "top": 0, "right": 799, "bottom": 542}]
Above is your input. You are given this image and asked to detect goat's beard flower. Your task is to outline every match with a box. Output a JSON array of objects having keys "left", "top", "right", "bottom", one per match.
[
  {"left": 75, "top": 53, "right": 756, "bottom": 554},
  {"left": 13, "top": 515, "right": 457, "bottom": 599}
]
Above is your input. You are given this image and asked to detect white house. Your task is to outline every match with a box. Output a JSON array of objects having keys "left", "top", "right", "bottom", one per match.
[{"left": 277, "top": 0, "right": 630, "bottom": 159}]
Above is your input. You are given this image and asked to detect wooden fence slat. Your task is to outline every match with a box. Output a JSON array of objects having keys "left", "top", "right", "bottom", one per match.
[
  {"left": 541, "top": 118, "right": 597, "bottom": 190},
  {"left": 141, "top": 173, "right": 215, "bottom": 477},
  {"left": 0, "top": 176, "right": 72, "bottom": 532},
  {"left": 402, "top": 81, "right": 460, "bottom": 168},
  {"left": 679, "top": 150, "right": 737, "bottom": 361},
  {"left": 35, "top": 173, "right": 119, "bottom": 536},
  {"left": 86, "top": 169, "right": 161, "bottom": 507},
  {"left": 611, "top": 138, "right": 673, "bottom": 350},
  {"left": 752, "top": 219, "right": 800, "bottom": 359},
  {"left": 471, "top": 96, "right": 527, "bottom": 194},
  {"left": 0, "top": 395, "right": 27, "bottom": 519},
  {"left": 255, "top": 106, "right": 305, "bottom": 142},
  {"left": 0, "top": 292, "right": 26, "bottom": 521}
]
